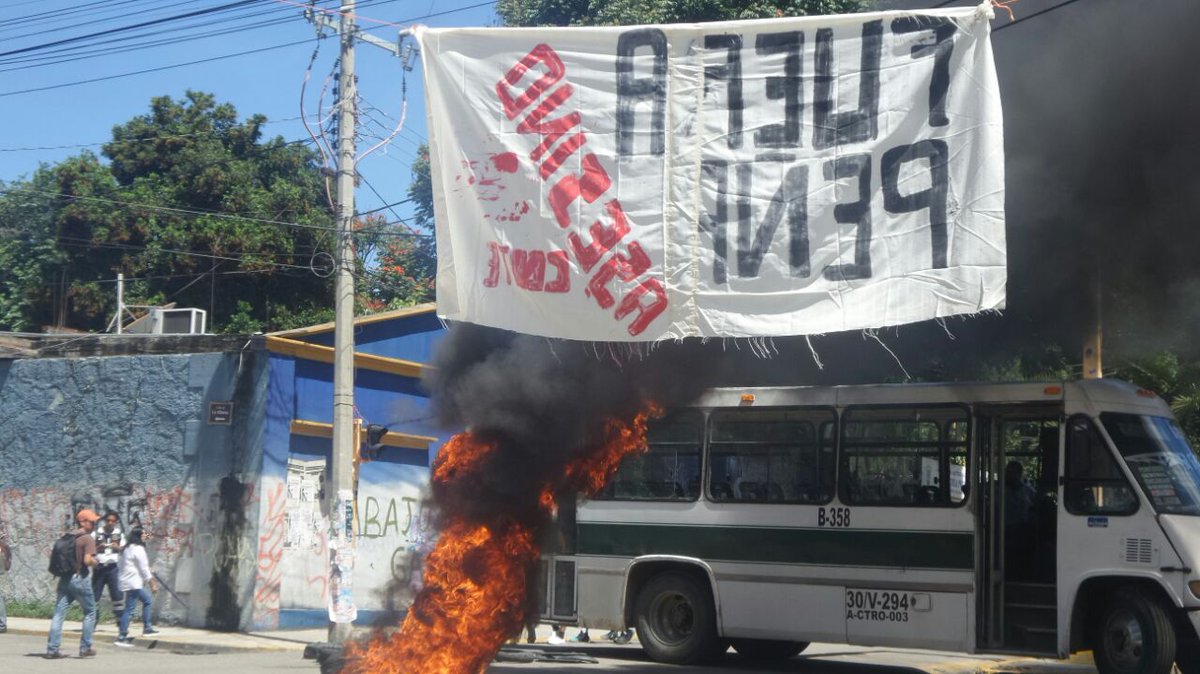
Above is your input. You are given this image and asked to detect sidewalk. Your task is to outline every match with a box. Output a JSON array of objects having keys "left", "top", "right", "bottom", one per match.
[
  {"left": 0, "top": 618, "right": 570, "bottom": 655},
  {"left": 3, "top": 615, "right": 324, "bottom": 654}
]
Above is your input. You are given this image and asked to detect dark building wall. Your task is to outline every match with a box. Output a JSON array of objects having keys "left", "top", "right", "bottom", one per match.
[{"left": 0, "top": 350, "right": 267, "bottom": 629}]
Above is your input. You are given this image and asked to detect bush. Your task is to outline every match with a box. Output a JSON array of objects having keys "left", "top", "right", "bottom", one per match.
[{"left": 7, "top": 598, "right": 115, "bottom": 623}]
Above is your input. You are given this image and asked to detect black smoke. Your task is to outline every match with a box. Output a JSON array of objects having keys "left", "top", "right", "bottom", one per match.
[
  {"left": 868, "top": 0, "right": 1200, "bottom": 370},
  {"left": 996, "top": 0, "right": 1200, "bottom": 359},
  {"left": 423, "top": 325, "right": 736, "bottom": 525}
]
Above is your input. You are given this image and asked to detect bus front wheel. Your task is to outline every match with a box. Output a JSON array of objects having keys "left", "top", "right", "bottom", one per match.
[
  {"left": 1092, "top": 587, "right": 1176, "bottom": 674},
  {"left": 730, "top": 638, "right": 809, "bottom": 661},
  {"left": 634, "top": 571, "right": 723, "bottom": 665}
]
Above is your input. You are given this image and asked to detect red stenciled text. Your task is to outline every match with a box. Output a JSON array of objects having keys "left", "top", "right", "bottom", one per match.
[{"left": 493, "top": 43, "right": 667, "bottom": 337}]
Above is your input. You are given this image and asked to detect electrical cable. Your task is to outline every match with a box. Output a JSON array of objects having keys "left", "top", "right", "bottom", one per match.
[
  {"left": 2, "top": 187, "right": 336, "bottom": 234},
  {"left": 0, "top": 116, "right": 316, "bottom": 152},
  {"left": 0, "top": 0, "right": 436, "bottom": 96},
  {"left": 55, "top": 236, "right": 315, "bottom": 271},
  {"left": 0, "top": 0, "right": 263, "bottom": 59},
  {"left": 994, "top": 0, "right": 1086, "bottom": 31}
]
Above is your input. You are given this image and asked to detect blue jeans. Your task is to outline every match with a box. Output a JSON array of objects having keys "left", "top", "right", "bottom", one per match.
[
  {"left": 118, "top": 588, "right": 153, "bottom": 637},
  {"left": 47, "top": 574, "right": 97, "bottom": 655},
  {"left": 92, "top": 564, "right": 123, "bottom": 612}
]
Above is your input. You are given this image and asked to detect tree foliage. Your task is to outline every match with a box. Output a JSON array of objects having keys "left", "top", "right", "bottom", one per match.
[
  {"left": 497, "top": 0, "right": 865, "bottom": 26},
  {"left": 0, "top": 91, "right": 432, "bottom": 334}
]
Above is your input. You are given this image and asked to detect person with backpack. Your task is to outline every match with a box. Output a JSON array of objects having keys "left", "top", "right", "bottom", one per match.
[
  {"left": 46, "top": 508, "right": 100, "bottom": 659},
  {"left": 114, "top": 527, "right": 158, "bottom": 646}
]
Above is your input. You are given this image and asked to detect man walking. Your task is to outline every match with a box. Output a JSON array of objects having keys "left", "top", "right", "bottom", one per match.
[
  {"left": 46, "top": 508, "right": 100, "bottom": 659},
  {"left": 92, "top": 511, "right": 125, "bottom": 621},
  {"left": 0, "top": 530, "right": 10, "bottom": 634}
]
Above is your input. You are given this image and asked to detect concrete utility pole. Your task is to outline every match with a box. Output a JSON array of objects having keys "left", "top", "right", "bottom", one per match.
[
  {"left": 305, "top": 0, "right": 408, "bottom": 644},
  {"left": 329, "top": 0, "right": 358, "bottom": 644},
  {"left": 115, "top": 273, "right": 125, "bottom": 334}
]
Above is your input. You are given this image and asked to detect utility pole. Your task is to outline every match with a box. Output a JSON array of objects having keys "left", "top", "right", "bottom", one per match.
[
  {"left": 115, "top": 273, "right": 125, "bottom": 334},
  {"left": 303, "top": 0, "right": 408, "bottom": 643},
  {"left": 328, "top": 0, "right": 359, "bottom": 644}
]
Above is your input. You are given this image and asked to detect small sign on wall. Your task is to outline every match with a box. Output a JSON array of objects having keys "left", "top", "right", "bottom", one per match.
[{"left": 207, "top": 401, "right": 233, "bottom": 425}]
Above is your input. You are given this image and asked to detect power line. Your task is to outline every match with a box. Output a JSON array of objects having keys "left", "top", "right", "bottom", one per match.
[
  {"left": 0, "top": 1, "right": 334, "bottom": 70},
  {"left": 0, "top": 116, "right": 319, "bottom": 152},
  {"left": 0, "top": 0, "right": 212, "bottom": 41},
  {"left": 994, "top": 0, "right": 1086, "bottom": 31},
  {"left": 3, "top": 187, "right": 335, "bottom": 234},
  {"left": 0, "top": 1, "right": 496, "bottom": 97},
  {"left": 0, "top": 0, "right": 262, "bottom": 59},
  {"left": 55, "top": 235, "right": 316, "bottom": 270},
  {"left": 0, "top": 38, "right": 311, "bottom": 97}
]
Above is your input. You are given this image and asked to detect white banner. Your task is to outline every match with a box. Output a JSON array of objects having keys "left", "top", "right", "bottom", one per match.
[{"left": 418, "top": 3, "right": 1004, "bottom": 341}]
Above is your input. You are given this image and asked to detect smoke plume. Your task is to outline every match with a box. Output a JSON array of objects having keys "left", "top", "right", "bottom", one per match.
[{"left": 422, "top": 325, "right": 734, "bottom": 527}]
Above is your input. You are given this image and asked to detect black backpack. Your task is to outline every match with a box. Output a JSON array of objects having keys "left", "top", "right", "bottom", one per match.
[{"left": 48, "top": 532, "right": 80, "bottom": 577}]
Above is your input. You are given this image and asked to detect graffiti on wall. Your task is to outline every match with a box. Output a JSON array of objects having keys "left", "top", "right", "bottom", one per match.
[
  {"left": 251, "top": 480, "right": 286, "bottom": 627},
  {"left": 0, "top": 483, "right": 200, "bottom": 608}
]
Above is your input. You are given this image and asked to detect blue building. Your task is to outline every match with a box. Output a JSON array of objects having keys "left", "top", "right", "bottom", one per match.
[{"left": 0, "top": 304, "right": 449, "bottom": 631}]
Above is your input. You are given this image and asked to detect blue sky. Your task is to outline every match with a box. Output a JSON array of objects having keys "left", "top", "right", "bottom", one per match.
[{"left": 0, "top": 0, "right": 501, "bottom": 226}]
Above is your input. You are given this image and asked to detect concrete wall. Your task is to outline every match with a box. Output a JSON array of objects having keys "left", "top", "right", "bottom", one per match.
[{"left": 0, "top": 349, "right": 267, "bottom": 630}]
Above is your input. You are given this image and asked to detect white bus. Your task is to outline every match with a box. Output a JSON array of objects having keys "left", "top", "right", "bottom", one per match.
[{"left": 538, "top": 379, "right": 1200, "bottom": 674}]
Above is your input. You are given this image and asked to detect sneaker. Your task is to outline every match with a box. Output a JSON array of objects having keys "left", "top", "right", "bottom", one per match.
[
  {"left": 571, "top": 631, "right": 590, "bottom": 643},
  {"left": 44, "top": 651, "right": 68, "bottom": 659},
  {"left": 142, "top": 628, "right": 161, "bottom": 636},
  {"left": 79, "top": 648, "right": 97, "bottom": 657},
  {"left": 114, "top": 637, "right": 134, "bottom": 648},
  {"left": 547, "top": 634, "right": 565, "bottom": 645},
  {"left": 612, "top": 630, "right": 634, "bottom": 645}
]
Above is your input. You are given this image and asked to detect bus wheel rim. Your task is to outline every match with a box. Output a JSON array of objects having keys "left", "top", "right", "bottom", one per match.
[
  {"left": 1103, "top": 608, "right": 1145, "bottom": 669},
  {"left": 650, "top": 591, "right": 695, "bottom": 645}
]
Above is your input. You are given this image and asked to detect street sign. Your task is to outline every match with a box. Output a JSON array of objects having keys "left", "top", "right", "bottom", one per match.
[{"left": 207, "top": 401, "right": 234, "bottom": 425}]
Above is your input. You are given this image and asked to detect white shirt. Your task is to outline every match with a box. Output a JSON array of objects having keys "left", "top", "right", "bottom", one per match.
[
  {"left": 94, "top": 526, "right": 124, "bottom": 566},
  {"left": 117, "top": 545, "right": 152, "bottom": 592}
]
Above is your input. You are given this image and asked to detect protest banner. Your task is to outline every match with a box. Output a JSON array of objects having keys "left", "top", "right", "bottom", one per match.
[{"left": 417, "top": 2, "right": 1003, "bottom": 340}]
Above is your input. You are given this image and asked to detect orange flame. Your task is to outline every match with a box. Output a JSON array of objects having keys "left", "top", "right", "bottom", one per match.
[{"left": 342, "top": 404, "right": 660, "bottom": 674}]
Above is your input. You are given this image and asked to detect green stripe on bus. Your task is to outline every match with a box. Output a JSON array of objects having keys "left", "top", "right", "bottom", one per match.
[{"left": 576, "top": 523, "right": 974, "bottom": 570}]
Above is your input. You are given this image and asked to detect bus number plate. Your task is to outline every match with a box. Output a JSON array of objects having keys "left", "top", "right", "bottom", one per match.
[
  {"left": 817, "top": 506, "right": 850, "bottom": 527},
  {"left": 845, "top": 589, "right": 911, "bottom": 623}
]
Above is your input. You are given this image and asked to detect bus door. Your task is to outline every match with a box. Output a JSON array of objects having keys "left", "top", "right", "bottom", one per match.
[{"left": 976, "top": 408, "right": 1061, "bottom": 654}]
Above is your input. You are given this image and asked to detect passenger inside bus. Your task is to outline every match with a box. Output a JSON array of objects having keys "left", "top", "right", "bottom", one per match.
[{"left": 1004, "top": 460, "right": 1037, "bottom": 580}]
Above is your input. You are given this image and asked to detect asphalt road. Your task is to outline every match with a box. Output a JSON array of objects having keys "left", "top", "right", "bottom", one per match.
[{"left": 0, "top": 630, "right": 1099, "bottom": 674}]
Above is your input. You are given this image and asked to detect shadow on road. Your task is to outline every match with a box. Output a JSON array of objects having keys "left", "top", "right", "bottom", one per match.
[{"left": 498, "top": 644, "right": 929, "bottom": 673}]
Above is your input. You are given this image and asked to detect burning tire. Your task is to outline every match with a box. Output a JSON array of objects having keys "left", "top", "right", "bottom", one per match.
[
  {"left": 634, "top": 571, "right": 723, "bottom": 664},
  {"left": 1092, "top": 587, "right": 1176, "bottom": 674},
  {"left": 730, "top": 638, "right": 809, "bottom": 661}
]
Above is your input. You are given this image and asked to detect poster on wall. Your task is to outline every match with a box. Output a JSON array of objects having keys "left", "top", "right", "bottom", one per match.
[
  {"left": 417, "top": 2, "right": 1005, "bottom": 341},
  {"left": 328, "top": 489, "right": 358, "bottom": 624}
]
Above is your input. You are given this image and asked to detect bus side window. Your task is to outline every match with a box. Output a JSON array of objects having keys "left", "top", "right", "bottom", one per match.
[
  {"left": 1064, "top": 415, "right": 1138, "bottom": 516},
  {"left": 839, "top": 406, "right": 969, "bottom": 508},
  {"left": 707, "top": 408, "right": 835, "bottom": 505},
  {"left": 595, "top": 411, "right": 703, "bottom": 502}
]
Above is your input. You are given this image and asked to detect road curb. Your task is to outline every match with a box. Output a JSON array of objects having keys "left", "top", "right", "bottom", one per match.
[{"left": 3, "top": 625, "right": 305, "bottom": 654}]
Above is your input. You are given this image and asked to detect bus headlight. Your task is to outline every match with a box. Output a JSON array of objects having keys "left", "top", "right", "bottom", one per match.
[{"left": 1189, "top": 581, "right": 1200, "bottom": 599}]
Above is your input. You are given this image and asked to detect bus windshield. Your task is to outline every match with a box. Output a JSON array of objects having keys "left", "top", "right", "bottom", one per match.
[{"left": 1100, "top": 412, "right": 1200, "bottom": 515}]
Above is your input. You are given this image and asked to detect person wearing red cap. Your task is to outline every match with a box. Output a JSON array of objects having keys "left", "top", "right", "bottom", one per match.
[{"left": 45, "top": 508, "right": 100, "bottom": 659}]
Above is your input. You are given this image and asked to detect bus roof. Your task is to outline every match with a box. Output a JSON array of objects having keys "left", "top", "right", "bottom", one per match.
[{"left": 686, "top": 379, "right": 1172, "bottom": 416}]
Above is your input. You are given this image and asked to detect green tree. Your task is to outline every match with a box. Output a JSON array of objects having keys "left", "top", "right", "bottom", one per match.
[
  {"left": 497, "top": 0, "right": 865, "bottom": 26},
  {"left": 1115, "top": 352, "right": 1200, "bottom": 447},
  {"left": 358, "top": 146, "right": 437, "bottom": 310},
  {"left": 0, "top": 91, "right": 338, "bottom": 333}
]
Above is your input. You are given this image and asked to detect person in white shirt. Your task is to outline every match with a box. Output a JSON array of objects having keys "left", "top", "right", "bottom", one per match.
[
  {"left": 92, "top": 511, "right": 125, "bottom": 622},
  {"left": 114, "top": 528, "right": 158, "bottom": 646}
]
